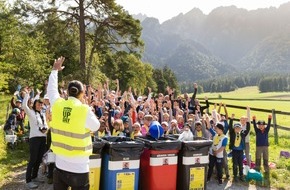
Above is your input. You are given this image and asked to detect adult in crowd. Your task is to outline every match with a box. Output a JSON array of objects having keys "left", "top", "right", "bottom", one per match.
[
  {"left": 10, "top": 97, "right": 25, "bottom": 132},
  {"left": 47, "top": 56, "right": 100, "bottom": 190},
  {"left": 22, "top": 89, "right": 48, "bottom": 189}
]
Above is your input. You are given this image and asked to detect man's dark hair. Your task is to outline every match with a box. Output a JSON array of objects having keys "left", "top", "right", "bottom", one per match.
[{"left": 68, "top": 80, "right": 84, "bottom": 98}]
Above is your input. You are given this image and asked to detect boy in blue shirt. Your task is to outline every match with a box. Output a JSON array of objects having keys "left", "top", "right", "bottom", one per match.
[{"left": 207, "top": 123, "right": 228, "bottom": 185}]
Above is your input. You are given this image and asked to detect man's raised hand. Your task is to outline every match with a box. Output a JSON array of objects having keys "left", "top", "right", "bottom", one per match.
[{"left": 53, "top": 56, "right": 65, "bottom": 71}]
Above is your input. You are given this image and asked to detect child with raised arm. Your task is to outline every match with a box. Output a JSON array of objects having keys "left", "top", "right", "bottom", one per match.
[
  {"left": 218, "top": 103, "right": 230, "bottom": 179},
  {"left": 206, "top": 122, "right": 228, "bottom": 185},
  {"left": 229, "top": 108, "right": 250, "bottom": 182},
  {"left": 252, "top": 115, "right": 272, "bottom": 174},
  {"left": 240, "top": 107, "right": 251, "bottom": 167}
]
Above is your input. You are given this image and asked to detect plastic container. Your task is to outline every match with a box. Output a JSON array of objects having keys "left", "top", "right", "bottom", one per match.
[
  {"left": 89, "top": 138, "right": 105, "bottom": 190},
  {"left": 5, "top": 135, "right": 17, "bottom": 143},
  {"left": 100, "top": 136, "right": 144, "bottom": 190},
  {"left": 177, "top": 137, "right": 212, "bottom": 190},
  {"left": 136, "top": 136, "right": 182, "bottom": 190}
]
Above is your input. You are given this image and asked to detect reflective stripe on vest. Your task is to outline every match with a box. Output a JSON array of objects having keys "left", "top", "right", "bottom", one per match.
[
  {"left": 51, "top": 128, "right": 91, "bottom": 139},
  {"left": 52, "top": 141, "right": 92, "bottom": 151},
  {"left": 50, "top": 98, "right": 92, "bottom": 157}
]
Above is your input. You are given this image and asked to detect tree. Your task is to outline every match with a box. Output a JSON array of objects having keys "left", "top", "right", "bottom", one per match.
[
  {"left": 163, "top": 65, "right": 179, "bottom": 94},
  {"left": 14, "top": 0, "right": 144, "bottom": 84},
  {"left": 0, "top": 2, "right": 50, "bottom": 92},
  {"left": 100, "top": 51, "right": 156, "bottom": 94},
  {"left": 152, "top": 68, "right": 167, "bottom": 94}
]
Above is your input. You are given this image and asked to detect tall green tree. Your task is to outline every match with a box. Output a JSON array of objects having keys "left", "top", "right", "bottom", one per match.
[
  {"left": 14, "top": 0, "right": 144, "bottom": 84},
  {"left": 152, "top": 68, "right": 167, "bottom": 94},
  {"left": 0, "top": 2, "right": 17, "bottom": 91},
  {"left": 101, "top": 51, "right": 156, "bottom": 93},
  {"left": 163, "top": 65, "right": 179, "bottom": 93},
  {"left": 152, "top": 66, "right": 179, "bottom": 95},
  {"left": 0, "top": 2, "right": 50, "bottom": 92}
]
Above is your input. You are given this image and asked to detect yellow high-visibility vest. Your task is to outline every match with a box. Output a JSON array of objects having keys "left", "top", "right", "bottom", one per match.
[
  {"left": 50, "top": 98, "right": 92, "bottom": 157},
  {"left": 98, "top": 130, "right": 106, "bottom": 138},
  {"left": 112, "top": 129, "right": 121, "bottom": 136}
]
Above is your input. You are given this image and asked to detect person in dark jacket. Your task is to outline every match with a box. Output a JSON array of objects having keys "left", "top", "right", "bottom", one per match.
[
  {"left": 229, "top": 114, "right": 250, "bottom": 182},
  {"left": 4, "top": 108, "right": 20, "bottom": 134},
  {"left": 252, "top": 115, "right": 272, "bottom": 174},
  {"left": 10, "top": 97, "right": 25, "bottom": 132}
]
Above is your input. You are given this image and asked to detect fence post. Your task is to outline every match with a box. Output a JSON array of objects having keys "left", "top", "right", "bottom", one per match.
[
  {"left": 272, "top": 109, "right": 278, "bottom": 145},
  {"left": 6, "top": 104, "right": 10, "bottom": 120}
]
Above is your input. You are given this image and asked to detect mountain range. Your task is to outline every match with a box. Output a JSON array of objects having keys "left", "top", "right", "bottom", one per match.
[{"left": 135, "top": 2, "right": 290, "bottom": 82}]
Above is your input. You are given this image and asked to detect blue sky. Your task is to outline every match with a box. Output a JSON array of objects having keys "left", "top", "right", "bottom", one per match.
[{"left": 116, "top": 0, "right": 290, "bottom": 23}]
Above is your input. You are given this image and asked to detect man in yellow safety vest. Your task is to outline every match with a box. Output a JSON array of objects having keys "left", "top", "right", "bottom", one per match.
[{"left": 47, "top": 56, "right": 100, "bottom": 190}]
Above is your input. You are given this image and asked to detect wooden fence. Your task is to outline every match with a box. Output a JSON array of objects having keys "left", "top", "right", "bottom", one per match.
[{"left": 205, "top": 101, "right": 290, "bottom": 145}]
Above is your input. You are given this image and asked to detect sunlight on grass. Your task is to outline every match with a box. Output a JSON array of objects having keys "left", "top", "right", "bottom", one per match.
[
  {"left": 196, "top": 86, "right": 290, "bottom": 127},
  {"left": 0, "top": 94, "right": 29, "bottom": 185}
]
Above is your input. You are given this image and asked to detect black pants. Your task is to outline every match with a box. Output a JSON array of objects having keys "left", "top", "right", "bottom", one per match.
[
  {"left": 54, "top": 167, "right": 89, "bottom": 190},
  {"left": 232, "top": 149, "right": 244, "bottom": 177},
  {"left": 207, "top": 154, "right": 223, "bottom": 182},
  {"left": 26, "top": 137, "right": 46, "bottom": 183},
  {"left": 47, "top": 163, "right": 55, "bottom": 179}
]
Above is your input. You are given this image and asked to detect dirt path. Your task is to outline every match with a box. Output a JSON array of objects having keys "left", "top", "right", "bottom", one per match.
[
  {"left": 0, "top": 166, "right": 275, "bottom": 190},
  {"left": 0, "top": 166, "right": 52, "bottom": 190}
]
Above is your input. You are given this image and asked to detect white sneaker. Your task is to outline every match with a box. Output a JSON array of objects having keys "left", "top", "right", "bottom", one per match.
[
  {"left": 32, "top": 177, "right": 45, "bottom": 183},
  {"left": 26, "top": 182, "right": 38, "bottom": 189}
]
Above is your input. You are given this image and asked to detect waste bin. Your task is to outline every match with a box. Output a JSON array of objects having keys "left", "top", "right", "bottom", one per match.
[
  {"left": 100, "top": 136, "right": 144, "bottom": 190},
  {"left": 136, "top": 136, "right": 182, "bottom": 190},
  {"left": 177, "top": 137, "right": 212, "bottom": 190},
  {"left": 89, "top": 138, "right": 105, "bottom": 190}
]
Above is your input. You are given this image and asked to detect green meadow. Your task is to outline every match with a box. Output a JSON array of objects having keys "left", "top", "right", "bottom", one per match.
[{"left": 200, "top": 86, "right": 290, "bottom": 128}]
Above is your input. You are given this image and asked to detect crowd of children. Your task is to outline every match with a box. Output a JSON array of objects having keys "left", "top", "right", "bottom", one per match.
[{"left": 4, "top": 81, "right": 273, "bottom": 187}]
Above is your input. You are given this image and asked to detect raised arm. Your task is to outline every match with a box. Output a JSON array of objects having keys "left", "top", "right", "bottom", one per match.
[
  {"left": 266, "top": 115, "right": 272, "bottom": 133},
  {"left": 252, "top": 115, "right": 258, "bottom": 133},
  {"left": 22, "top": 90, "right": 34, "bottom": 118},
  {"left": 229, "top": 113, "right": 234, "bottom": 133},
  {"left": 10, "top": 97, "right": 16, "bottom": 108},
  {"left": 217, "top": 102, "right": 221, "bottom": 114},
  {"left": 116, "top": 79, "right": 120, "bottom": 95},
  {"left": 246, "top": 106, "right": 251, "bottom": 122},
  {"left": 47, "top": 57, "right": 65, "bottom": 105},
  {"left": 190, "top": 83, "right": 198, "bottom": 106},
  {"left": 223, "top": 103, "right": 229, "bottom": 120}
]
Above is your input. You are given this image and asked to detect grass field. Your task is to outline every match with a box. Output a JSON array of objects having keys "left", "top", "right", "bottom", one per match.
[{"left": 199, "top": 86, "right": 290, "bottom": 128}]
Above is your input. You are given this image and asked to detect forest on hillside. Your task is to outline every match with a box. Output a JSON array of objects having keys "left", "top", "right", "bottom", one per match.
[{"left": 0, "top": 0, "right": 178, "bottom": 95}]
